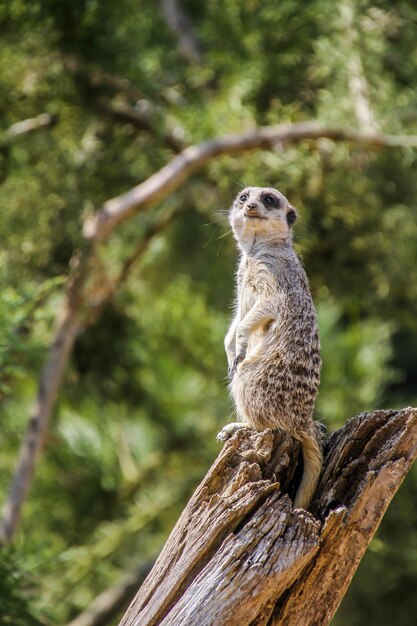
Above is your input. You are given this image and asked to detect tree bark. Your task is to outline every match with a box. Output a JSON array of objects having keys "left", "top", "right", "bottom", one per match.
[{"left": 119, "top": 407, "right": 417, "bottom": 626}]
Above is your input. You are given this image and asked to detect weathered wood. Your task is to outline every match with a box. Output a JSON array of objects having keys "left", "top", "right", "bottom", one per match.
[{"left": 119, "top": 407, "right": 417, "bottom": 626}]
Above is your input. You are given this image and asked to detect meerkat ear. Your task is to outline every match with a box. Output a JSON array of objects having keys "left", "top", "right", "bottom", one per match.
[{"left": 286, "top": 205, "right": 297, "bottom": 226}]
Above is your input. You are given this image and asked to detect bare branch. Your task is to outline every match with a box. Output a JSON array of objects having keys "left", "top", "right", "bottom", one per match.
[
  {"left": 84, "top": 120, "right": 417, "bottom": 243},
  {"left": 1, "top": 113, "right": 58, "bottom": 147},
  {"left": 160, "top": 0, "right": 204, "bottom": 66},
  {"left": 0, "top": 265, "right": 84, "bottom": 544}
]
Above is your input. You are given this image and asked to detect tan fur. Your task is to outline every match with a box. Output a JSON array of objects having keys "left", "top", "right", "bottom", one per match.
[{"left": 218, "top": 186, "right": 323, "bottom": 510}]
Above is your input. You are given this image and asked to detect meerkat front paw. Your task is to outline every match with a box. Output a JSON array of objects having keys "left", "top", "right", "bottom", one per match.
[
  {"left": 216, "top": 421, "right": 251, "bottom": 442},
  {"left": 228, "top": 354, "right": 242, "bottom": 378}
]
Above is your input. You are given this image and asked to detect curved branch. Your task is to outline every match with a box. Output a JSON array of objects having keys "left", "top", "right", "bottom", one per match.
[{"left": 84, "top": 121, "right": 417, "bottom": 243}]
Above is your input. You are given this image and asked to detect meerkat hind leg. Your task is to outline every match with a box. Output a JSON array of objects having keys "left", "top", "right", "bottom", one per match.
[{"left": 216, "top": 421, "right": 252, "bottom": 442}]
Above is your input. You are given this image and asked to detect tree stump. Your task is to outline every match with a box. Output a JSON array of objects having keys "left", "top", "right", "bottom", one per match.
[{"left": 119, "top": 408, "right": 417, "bottom": 626}]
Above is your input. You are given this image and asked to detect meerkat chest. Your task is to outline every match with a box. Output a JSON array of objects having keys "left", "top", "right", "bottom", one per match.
[
  {"left": 237, "top": 262, "right": 270, "bottom": 318},
  {"left": 239, "top": 276, "right": 259, "bottom": 317}
]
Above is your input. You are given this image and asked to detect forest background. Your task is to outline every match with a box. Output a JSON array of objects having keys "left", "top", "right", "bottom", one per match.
[{"left": 1, "top": 1, "right": 417, "bottom": 624}]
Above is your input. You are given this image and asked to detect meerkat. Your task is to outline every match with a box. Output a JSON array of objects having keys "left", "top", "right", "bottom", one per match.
[{"left": 217, "top": 186, "right": 323, "bottom": 510}]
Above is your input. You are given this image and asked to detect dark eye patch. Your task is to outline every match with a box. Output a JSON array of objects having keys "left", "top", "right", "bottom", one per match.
[
  {"left": 239, "top": 194, "right": 247, "bottom": 202},
  {"left": 262, "top": 194, "right": 279, "bottom": 208}
]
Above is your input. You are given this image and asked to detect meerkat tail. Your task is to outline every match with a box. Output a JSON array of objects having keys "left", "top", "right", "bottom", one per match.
[{"left": 293, "top": 432, "right": 323, "bottom": 510}]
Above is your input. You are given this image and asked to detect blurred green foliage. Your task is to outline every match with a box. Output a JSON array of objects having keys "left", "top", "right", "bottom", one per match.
[{"left": 1, "top": 0, "right": 417, "bottom": 623}]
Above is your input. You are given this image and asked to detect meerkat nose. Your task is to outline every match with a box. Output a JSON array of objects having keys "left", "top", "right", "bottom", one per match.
[{"left": 246, "top": 203, "right": 259, "bottom": 215}]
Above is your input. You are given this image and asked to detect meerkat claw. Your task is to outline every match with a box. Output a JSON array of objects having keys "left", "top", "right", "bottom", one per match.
[{"left": 216, "top": 429, "right": 231, "bottom": 442}]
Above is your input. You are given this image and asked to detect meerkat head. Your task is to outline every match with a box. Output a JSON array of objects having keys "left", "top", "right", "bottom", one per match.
[{"left": 229, "top": 186, "right": 297, "bottom": 251}]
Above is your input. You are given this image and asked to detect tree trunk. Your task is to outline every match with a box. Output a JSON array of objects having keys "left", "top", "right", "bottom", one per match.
[{"left": 118, "top": 407, "right": 417, "bottom": 626}]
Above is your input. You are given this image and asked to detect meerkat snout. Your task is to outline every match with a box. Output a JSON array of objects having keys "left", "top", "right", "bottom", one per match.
[{"left": 245, "top": 203, "right": 263, "bottom": 218}]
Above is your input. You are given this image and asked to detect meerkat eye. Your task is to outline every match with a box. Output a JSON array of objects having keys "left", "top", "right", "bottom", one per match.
[
  {"left": 239, "top": 194, "right": 247, "bottom": 202},
  {"left": 263, "top": 195, "right": 277, "bottom": 207}
]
